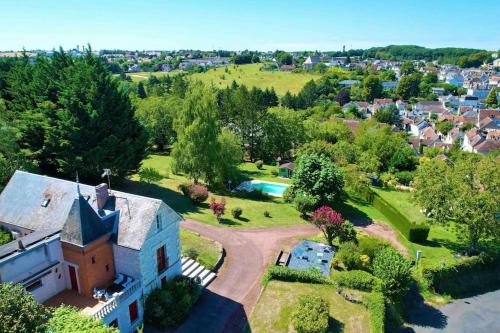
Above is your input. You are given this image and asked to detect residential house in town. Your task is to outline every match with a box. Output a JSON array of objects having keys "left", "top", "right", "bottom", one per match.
[
  {"left": 303, "top": 55, "right": 320, "bottom": 69},
  {"left": 0, "top": 171, "right": 183, "bottom": 333},
  {"left": 371, "top": 98, "right": 394, "bottom": 114},
  {"left": 339, "top": 79, "right": 360, "bottom": 88},
  {"left": 414, "top": 101, "right": 447, "bottom": 117},
  {"left": 343, "top": 101, "right": 370, "bottom": 117}
]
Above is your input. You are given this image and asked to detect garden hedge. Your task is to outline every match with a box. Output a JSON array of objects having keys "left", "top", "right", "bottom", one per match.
[
  {"left": 370, "top": 191, "right": 429, "bottom": 242},
  {"left": 262, "top": 266, "right": 328, "bottom": 285},
  {"left": 364, "top": 292, "right": 385, "bottom": 333},
  {"left": 291, "top": 295, "right": 330, "bottom": 333},
  {"left": 422, "top": 253, "right": 500, "bottom": 297},
  {"left": 333, "top": 270, "right": 382, "bottom": 292}
]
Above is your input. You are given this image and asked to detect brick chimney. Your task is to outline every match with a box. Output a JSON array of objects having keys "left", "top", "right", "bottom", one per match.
[{"left": 95, "top": 183, "right": 109, "bottom": 210}]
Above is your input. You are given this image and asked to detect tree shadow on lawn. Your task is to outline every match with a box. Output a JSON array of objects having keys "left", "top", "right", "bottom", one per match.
[
  {"left": 328, "top": 316, "right": 345, "bottom": 333},
  {"left": 330, "top": 200, "right": 373, "bottom": 226},
  {"left": 118, "top": 179, "right": 205, "bottom": 216}
]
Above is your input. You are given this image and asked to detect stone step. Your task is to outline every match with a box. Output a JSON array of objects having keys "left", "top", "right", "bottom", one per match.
[
  {"left": 183, "top": 262, "right": 200, "bottom": 277},
  {"left": 197, "top": 269, "right": 211, "bottom": 280},
  {"left": 181, "top": 258, "right": 195, "bottom": 271},
  {"left": 201, "top": 272, "right": 216, "bottom": 287},
  {"left": 188, "top": 265, "right": 205, "bottom": 279}
]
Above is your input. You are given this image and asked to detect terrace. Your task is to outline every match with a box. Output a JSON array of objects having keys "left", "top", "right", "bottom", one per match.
[{"left": 44, "top": 275, "right": 141, "bottom": 320}]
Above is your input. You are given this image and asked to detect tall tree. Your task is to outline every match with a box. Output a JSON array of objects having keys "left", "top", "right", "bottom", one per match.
[
  {"left": 172, "top": 82, "right": 221, "bottom": 184},
  {"left": 136, "top": 81, "right": 147, "bottom": 98},
  {"left": 413, "top": 155, "right": 500, "bottom": 252},
  {"left": 2, "top": 49, "right": 147, "bottom": 182},
  {"left": 485, "top": 88, "right": 498, "bottom": 107},
  {"left": 0, "top": 283, "right": 50, "bottom": 333},
  {"left": 362, "top": 75, "right": 383, "bottom": 102},
  {"left": 397, "top": 73, "right": 421, "bottom": 100}
]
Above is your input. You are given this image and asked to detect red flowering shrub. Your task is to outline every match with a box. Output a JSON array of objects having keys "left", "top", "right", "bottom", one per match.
[
  {"left": 189, "top": 184, "right": 209, "bottom": 204},
  {"left": 310, "top": 206, "right": 355, "bottom": 245},
  {"left": 209, "top": 197, "right": 226, "bottom": 222}
]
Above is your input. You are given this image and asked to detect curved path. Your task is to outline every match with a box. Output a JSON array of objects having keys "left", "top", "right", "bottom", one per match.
[{"left": 172, "top": 220, "right": 317, "bottom": 333}]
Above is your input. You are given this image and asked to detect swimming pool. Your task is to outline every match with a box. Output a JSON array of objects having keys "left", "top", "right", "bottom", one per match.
[{"left": 236, "top": 180, "right": 289, "bottom": 197}]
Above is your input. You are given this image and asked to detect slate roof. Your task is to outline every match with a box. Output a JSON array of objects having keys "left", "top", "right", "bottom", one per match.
[
  {"left": 0, "top": 228, "right": 60, "bottom": 260},
  {"left": 0, "top": 171, "right": 178, "bottom": 250},
  {"left": 60, "top": 195, "right": 114, "bottom": 246}
]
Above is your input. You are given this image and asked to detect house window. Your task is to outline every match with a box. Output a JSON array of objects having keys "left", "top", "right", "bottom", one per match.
[
  {"left": 156, "top": 245, "right": 167, "bottom": 273},
  {"left": 91, "top": 256, "right": 96, "bottom": 264},
  {"left": 128, "top": 300, "right": 138, "bottom": 323},
  {"left": 156, "top": 215, "right": 162, "bottom": 231},
  {"left": 105, "top": 264, "right": 110, "bottom": 272},
  {"left": 26, "top": 279, "right": 43, "bottom": 292}
]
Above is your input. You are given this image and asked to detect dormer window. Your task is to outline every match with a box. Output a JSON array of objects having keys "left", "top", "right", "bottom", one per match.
[{"left": 41, "top": 198, "right": 50, "bottom": 207}]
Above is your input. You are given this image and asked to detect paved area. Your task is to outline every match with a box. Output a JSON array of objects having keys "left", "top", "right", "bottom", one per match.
[
  {"left": 352, "top": 219, "right": 409, "bottom": 256},
  {"left": 171, "top": 220, "right": 317, "bottom": 333},
  {"left": 408, "top": 289, "right": 500, "bottom": 333}
]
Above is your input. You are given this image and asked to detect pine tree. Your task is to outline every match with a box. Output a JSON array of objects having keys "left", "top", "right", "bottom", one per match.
[
  {"left": 136, "top": 81, "right": 147, "bottom": 98},
  {"left": 485, "top": 88, "right": 498, "bottom": 107}
]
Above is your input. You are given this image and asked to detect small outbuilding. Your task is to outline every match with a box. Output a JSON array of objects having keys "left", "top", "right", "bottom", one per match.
[{"left": 278, "top": 162, "right": 295, "bottom": 178}]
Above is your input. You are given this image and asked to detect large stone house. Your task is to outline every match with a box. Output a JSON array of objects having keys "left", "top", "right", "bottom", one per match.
[{"left": 0, "top": 171, "right": 183, "bottom": 332}]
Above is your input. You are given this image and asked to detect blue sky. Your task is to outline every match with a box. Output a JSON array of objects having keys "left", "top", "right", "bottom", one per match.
[{"left": 1, "top": 0, "right": 499, "bottom": 51}]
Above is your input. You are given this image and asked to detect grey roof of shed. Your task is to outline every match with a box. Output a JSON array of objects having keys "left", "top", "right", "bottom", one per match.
[{"left": 0, "top": 171, "right": 175, "bottom": 250}]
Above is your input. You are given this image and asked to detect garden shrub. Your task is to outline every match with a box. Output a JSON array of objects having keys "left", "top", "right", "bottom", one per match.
[
  {"left": 231, "top": 207, "right": 243, "bottom": 219},
  {"left": 394, "top": 170, "right": 415, "bottom": 186},
  {"left": 291, "top": 295, "right": 330, "bottom": 333},
  {"left": 421, "top": 253, "right": 500, "bottom": 297},
  {"left": 263, "top": 210, "right": 270, "bottom": 217},
  {"left": 336, "top": 242, "right": 363, "bottom": 270},
  {"left": 282, "top": 187, "right": 293, "bottom": 203},
  {"left": 47, "top": 306, "right": 117, "bottom": 333},
  {"left": 333, "top": 270, "right": 382, "bottom": 292},
  {"left": 262, "top": 266, "right": 328, "bottom": 285},
  {"left": 178, "top": 182, "right": 191, "bottom": 196},
  {"left": 364, "top": 292, "right": 386, "bottom": 333},
  {"left": 358, "top": 236, "right": 389, "bottom": 260},
  {"left": 372, "top": 247, "right": 412, "bottom": 298},
  {"left": 270, "top": 168, "right": 278, "bottom": 176},
  {"left": 255, "top": 160, "right": 264, "bottom": 169},
  {"left": 144, "top": 276, "right": 201, "bottom": 328},
  {"left": 0, "top": 227, "right": 12, "bottom": 245},
  {"left": 293, "top": 192, "right": 318, "bottom": 216},
  {"left": 188, "top": 184, "right": 209, "bottom": 204},
  {"left": 183, "top": 248, "right": 199, "bottom": 260},
  {"left": 371, "top": 192, "right": 429, "bottom": 242}
]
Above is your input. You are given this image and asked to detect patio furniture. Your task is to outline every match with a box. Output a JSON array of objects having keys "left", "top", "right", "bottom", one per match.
[
  {"left": 93, "top": 288, "right": 105, "bottom": 300},
  {"left": 113, "top": 273, "right": 125, "bottom": 285}
]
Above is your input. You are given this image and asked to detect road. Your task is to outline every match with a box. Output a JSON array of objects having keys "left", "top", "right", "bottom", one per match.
[
  {"left": 408, "top": 289, "right": 500, "bottom": 333},
  {"left": 173, "top": 220, "right": 317, "bottom": 333}
]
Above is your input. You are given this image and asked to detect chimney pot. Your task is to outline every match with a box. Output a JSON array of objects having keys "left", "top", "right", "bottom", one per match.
[{"left": 95, "top": 183, "right": 109, "bottom": 210}]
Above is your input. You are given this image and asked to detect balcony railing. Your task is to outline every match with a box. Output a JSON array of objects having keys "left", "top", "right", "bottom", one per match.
[{"left": 93, "top": 279, "right": 141, "bottom": 320}]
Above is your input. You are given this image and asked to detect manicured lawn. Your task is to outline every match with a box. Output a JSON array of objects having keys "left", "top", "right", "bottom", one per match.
[
  {"left": 248, "top": 281, "right": 370, "bottom": 333},
  {"left": 122, "top": 154, "right": 305, "bottom": 228},
  {"left": 124, "top": 70, "right": 180, "bottom": 82},
  {"left": 371, "top": 187, "right": 426, "bottom": 223},
  {"left": 180, "top": 229, "right": 220, "bottom": 270},
  {"left": 190, "top": 63, "right": 321, "bottom": 95}
]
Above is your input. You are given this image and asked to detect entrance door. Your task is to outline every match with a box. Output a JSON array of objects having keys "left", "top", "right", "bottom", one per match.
[{"left": 68, "top": 266, "right": 78, "bottom": 291}]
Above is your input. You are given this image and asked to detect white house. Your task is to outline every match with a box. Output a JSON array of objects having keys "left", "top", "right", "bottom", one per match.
[{"left": 0, "top": 171, "right": 183, "bottom": 333}]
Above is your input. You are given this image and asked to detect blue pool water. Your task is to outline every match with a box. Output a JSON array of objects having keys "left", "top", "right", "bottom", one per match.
[{"left": 251, "top": 182, "right": 289, "bottom": 197}]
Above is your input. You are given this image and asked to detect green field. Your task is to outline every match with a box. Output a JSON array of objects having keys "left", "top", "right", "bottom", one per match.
[
  {"left": 191, "top": 63, "right": 320, "bottom": 95},
  {"left": 180, "top": 229, "right": 220, "bottom": 270},
  {"left": 125, "top": 70, "right": 180, "bottom": 82},
  {"left": 248, "top": 281, "right": 370, "bottom": 333}
]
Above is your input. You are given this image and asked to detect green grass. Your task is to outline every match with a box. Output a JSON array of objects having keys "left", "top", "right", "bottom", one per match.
[
  {"left": 371, "top": 188, "right": 427, "bottom": 223},
  {"left": 180, "top": 229, "right": 220, "bottom": 270},
  {"left": 190, "top": 63, "right": 321, "bottom": 95},
  {"left": 248, "top": 280, "right": 370, "bottom": 333},
  {"left": 124, "top": 70, "right": 180, "bottom": 82},
  {"left": 121, "top": 154, "right": 305, "bottom": 228}
]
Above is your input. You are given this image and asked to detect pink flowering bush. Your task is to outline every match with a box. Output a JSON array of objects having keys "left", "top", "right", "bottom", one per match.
[
  {"left": 310, "top": 206, "right": 355, "bottom": 245},
  {"left": 209, "top": 197, "right": 226, "bottom": 222}
]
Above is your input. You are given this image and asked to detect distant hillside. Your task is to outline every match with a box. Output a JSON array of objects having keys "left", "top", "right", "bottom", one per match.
[{"left": 362, "top": 45, "right": 490, "bottom": 65}]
